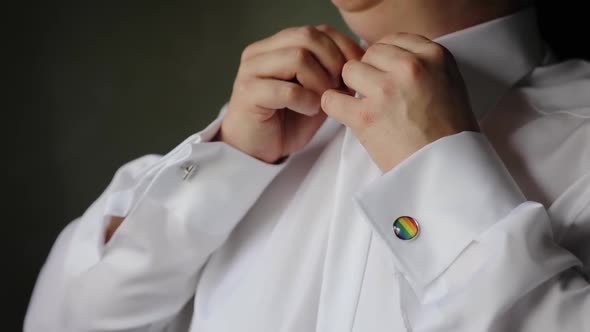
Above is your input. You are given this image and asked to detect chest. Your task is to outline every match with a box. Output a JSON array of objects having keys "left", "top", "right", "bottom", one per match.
[
  {"left": 184, "top": 124, "right": 407, "bottom": 331},
  {"left": 185, "top": 108, "right": 584, "bottom": 331}
]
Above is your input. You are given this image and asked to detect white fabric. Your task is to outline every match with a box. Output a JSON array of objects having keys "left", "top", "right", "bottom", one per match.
[{"left": 25, "top": 7, "right": 590, "bottom": 332}]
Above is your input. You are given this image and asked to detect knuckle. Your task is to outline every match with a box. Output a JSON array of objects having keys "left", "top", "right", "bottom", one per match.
[
  {"left": 364, "top": 44, "right": 380, "bottom": 57},
  {"left": 297, "top": 25, "right": 320, "bottom": 42},
  {"left": 236, "top": 59, "right": 255, "bottom": 78},
  {"left": 362, "top": 43, "right": 385, "bottom": 62},
  {"left": 377, "top": 79, "right": 396, "bottom": 97},
  {"left": 292, "top": 48, "right": 312, "bottom": 65},
  {"left": 240, "top": 47, "right": 251, "bottom": 62},
  {"left": 316, "top": 24, "right": 333, "bottom": 33},
  {"left": 233, "top": 80, "right": 251, "bottom": 96},
  {"left": 428, "top": 42, "right": 447, "bottom": 60},
  {"left": 401, "top": 56, "right": 423, "bottom": 79},
  {"left": 240, "top": 43, "right": 257, "bottom": 62},
  {"left": 390, "top": 31, "right": 406, "bottom": 40},
  {"left": 376, "top": 31, "right": 403, "bottom": 44},
  {"left": 282, "top": 26, "right": 300, "bottom": 34},
  {"left": 283, "top": 84, "right": 301, "bottom": 102},
  {"left": 235, "top": 66, "right": 248, "bottom": 80}
]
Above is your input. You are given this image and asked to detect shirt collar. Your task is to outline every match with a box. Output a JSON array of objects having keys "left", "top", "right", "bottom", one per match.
[{"left": 434, "top": 7, "right": 546, "bottom": 119}]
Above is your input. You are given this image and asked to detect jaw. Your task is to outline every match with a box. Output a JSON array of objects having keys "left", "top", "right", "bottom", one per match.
[
  {"left": 336, "top": 0, "right": 530, "bottom": 45},
  {"left": 330, "top": 0, "right": 384, "bottom": 12},
  {"left": 335, "top": 0, "right": 406, "bottom": 45}
]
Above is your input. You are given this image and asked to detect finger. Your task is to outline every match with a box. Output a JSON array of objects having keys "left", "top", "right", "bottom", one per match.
[
  {"left": 321, "top": 89, "right": 363, "bottom": 127},
  {"left": 341, "top": 59, "right": 386, "bottom": 97},
  {"left": 240, "top": 47, "right": 336, "bottom": 95},
  {"left": 241, "top": 26, "right": 346, "bottom": 80},
  {"left": 242, "top": 79, "right": 321, "bottom": 116},
  {"left": 376, "top": 32, "right": 433, "bottom": 54},
  {"left": 361, "top": 42, "right": 416, "bottom": 72},
  {"left": 315, "top": 24, "right": 365, "bottom": 61}
]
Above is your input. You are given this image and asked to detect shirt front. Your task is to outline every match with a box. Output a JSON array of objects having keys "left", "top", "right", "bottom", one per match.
[{"left": 25, "top": 7, "right": 590, "bottom": 332}]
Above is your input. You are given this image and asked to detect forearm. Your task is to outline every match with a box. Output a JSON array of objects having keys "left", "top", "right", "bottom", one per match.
[
  {"left": 26, "top": 114, "right": 286, "bottom": 331},
  {"left": 355, "top": 132, "right": 589, "bottom": 331}
]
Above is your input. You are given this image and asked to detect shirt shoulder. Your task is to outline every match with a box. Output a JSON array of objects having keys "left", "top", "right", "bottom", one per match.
[
  {"left": 515, "top": 59, "right": 590, "bottom": 118},
  {"left": 483, "top": 59, "right": 590, "bottom": 208},
  {"left": 506, "top": 58, "right": 590, "bottom": 171}
]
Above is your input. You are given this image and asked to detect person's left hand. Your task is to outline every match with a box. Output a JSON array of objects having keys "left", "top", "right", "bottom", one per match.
[{"left": 321, "top": 32, "right": 479, "bottom": 172}]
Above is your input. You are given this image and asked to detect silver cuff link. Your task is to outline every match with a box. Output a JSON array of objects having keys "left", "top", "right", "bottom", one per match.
[{"left": 180, "top": 162, "right": 198, "bottom": 181}]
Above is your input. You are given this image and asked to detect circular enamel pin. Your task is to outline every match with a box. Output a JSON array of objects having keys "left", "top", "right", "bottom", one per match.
[{"left": 393, "top": 216, "right": 420, "bottom": 240}]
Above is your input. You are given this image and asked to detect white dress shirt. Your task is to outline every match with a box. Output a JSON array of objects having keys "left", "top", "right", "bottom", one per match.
[{"left": 25, "top": 8, "right": 590, "bottom": 332}]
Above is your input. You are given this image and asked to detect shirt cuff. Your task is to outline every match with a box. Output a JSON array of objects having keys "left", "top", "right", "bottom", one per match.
[
  {"left": 134, "top": 139, "right": 286, "bottom": 236},
  {"left": 354, "top": 131, "right": 526, "bottom": 291},
  {"left": 102, "top": 104, "right": 226, "bottom": 220},
  {"left": 97, "top": 103, "right": 285, "bottom": 250},
  {"left": 121, "top": 104, "right": 286, "bottom": 233}
]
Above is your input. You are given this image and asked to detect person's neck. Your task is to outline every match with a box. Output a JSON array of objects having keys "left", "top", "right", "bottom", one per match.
[
  {"left": 415, "top": 0, "right": 533, "bottom": 39},
  {"left": 347, "top": 0, "right": 533, "bottom": 44}
]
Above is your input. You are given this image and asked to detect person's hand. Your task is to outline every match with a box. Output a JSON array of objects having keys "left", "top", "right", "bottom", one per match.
[
  {"left": 103, "top": 26, "right": 363, "bottom": 242},
  {"left": 321, "top": 32, "right": 479, "bottom": 172},
  {"left": 219, "top": 25, "right": 364, "bottom": 163}
]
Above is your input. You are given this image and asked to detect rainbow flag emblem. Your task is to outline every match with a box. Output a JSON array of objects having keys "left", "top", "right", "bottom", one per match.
[{"left": 393, "top": 216, "right": 419, "bottom": 240}]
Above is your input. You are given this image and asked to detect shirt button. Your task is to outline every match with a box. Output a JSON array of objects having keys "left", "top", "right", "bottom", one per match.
[
  {"left": 180, "top": 162, "right": 198, "bottom": 181},
  {"left": 393, "top": 216, "right": 420, "bottom": 240}
]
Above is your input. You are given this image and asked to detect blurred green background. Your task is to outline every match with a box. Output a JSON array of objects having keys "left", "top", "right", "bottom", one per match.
[
  {"left": 31, "top": 1, "right": 349, "bottom": 233},
  {"left": 10, "top": 0, "right": 588, "bottom": 330}
]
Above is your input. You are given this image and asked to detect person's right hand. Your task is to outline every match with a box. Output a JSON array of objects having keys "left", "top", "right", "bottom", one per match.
[
  {"left": 218, "top": 25, "right": 365, "bottom": 163},
  {"left": 104, "top": 27, "right": 363, "bottom": 243}
]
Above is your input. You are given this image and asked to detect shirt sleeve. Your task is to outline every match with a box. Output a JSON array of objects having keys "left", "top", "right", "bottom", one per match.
[
  {"left": 24, "top": 108, "right": 287, "bottom": 332},
  {"left": 354, "top": 131, "right": 590, "bottom": 331}
]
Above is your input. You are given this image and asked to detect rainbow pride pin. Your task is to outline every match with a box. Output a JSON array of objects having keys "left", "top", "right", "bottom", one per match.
[{"left": 393, "top": 216, "right": 420, "bottom": 240}]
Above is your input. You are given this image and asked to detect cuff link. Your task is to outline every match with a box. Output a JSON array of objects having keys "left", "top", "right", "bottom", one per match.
[
  {"left": 180, "top": 162, "right": 199, "bottom": 181},
  {"left": 393, "top": 216, "right": 420, "bottom": 241}
]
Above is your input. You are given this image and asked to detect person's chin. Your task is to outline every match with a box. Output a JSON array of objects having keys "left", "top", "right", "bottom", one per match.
[{"left": 331, "top": 0, "right": 383, "bottom": 13}]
